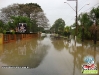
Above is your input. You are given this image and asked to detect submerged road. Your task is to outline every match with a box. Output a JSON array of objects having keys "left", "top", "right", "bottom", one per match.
[{"left": 0, "top": 34, "right": 99, "bottom": 75}]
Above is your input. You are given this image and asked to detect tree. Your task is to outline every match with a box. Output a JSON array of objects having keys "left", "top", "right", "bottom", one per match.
[
  {"left": 0, "top": 4, "right": 20, "bottom": 23},
  {"left": 78, "top": 13, "right": 92, "bottom": 39},
  {"left": 36, "top": 12, "right": 49, "bottom": 28},
  {"left": 0, "top": 3, "right": 42, "bottom": 21},
  {"left": 90, "top": 6, "right": 99, "bottom": 25},
  {"left": 0, "top": 20, "right": 4, "bottom": 32},
  {"left": 70, "top": 6, "right": 99, "bottom": 40},
  {"left": 0, "top": 3, "right": 49, "bottom": 32},
  {"left": 8, "top": 16, "right": 34, "bottom": 32},
  {"left": 51, "top": 18, "right": 65, "bottom": 35},
  {"left": 78, "top": 13, "right": 92, "bottom": 28},
  {"left": 64, "top": 26, "right": 71, "bottom": 37}
]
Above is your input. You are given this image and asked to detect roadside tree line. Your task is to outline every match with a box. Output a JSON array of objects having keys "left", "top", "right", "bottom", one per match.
[
  {"left": 76, "top": 6, "right": 99, "bottom": 40},
  {"left": 50, "top": 6, "right": 99, "bottom": 41}
]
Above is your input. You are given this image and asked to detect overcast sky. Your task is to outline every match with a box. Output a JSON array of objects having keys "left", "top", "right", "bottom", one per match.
[{"left": 0, "top": 0, "right": 99, "bottom": 26}]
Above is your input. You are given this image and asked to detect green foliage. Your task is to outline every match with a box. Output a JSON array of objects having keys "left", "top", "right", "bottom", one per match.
[
  {"left": 63, "top": 26, "right": 71, "bottom": 37},
  {"left": 64, "top": 26, "right": 70, "bottom": 32},
  {"left": 90, "top": 7, "right": 99, "bottom": 25},
  {"left": 71, "top": 29, "right": 75, "bottom": 35},
  {"left": 84, "top": 29, "right": 91, "bottom": 39},
  {"left": 0, "top": 3, "right": 48, "bottom": 33},
  {"left": 8, "top": 16, "right": 31, "bottom": 31},
  {"left": 7, "top": 16, "right": 39, "bottom": 33},
  {"left": 3, "top": 30, "right": 6, "bottom": 34},
  {"left": 77, "top": 26, "right": 82, "bottom": 38},
  {"left": 50, "top": 18, "right": 65, "bottom": 35},
  {"left": 0, "top": 20, "right": 4, "bottom": 33},
  {"left": 77, "top": 6, "right": 99, "bottom": 40}
]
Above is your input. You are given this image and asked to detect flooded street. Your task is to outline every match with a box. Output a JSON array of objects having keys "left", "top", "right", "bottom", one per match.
[{"left": 0, "top": 34, "right": 99, "bottom": 75}]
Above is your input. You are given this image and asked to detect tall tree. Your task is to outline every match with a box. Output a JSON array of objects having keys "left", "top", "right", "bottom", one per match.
[
  {"left": 0, "top": 3, "right": 49, "bottom": 32},
  {"left": 0, "top": 20, "right": 4, "bottom": 32},
  {"left": 51, "top": 18, "right": 65, "bottom": 34},
  {"left": 77, "top": 12, "right": 94, "bottom": 39},
  {"left": 90, "top": 6, "right": 99, "bottom": 25},
  {"left": 78, "top": 13, "right": 92, "bottom": 27},
  {"left": 36, "top": 12, "right": 49, "bottom": 28},
  {"left": 0, "top": 3, "right": 42, "bottom": 19}
]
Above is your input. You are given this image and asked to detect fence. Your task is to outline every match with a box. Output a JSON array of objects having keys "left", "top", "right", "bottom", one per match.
[{"left": 0, "top": 33, "right": 38, "bottom": 44}]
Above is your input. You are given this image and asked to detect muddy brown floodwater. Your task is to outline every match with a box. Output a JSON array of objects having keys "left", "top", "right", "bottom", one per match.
[{"left": 0, "top": 34, "right": 99, "bottom": 75}]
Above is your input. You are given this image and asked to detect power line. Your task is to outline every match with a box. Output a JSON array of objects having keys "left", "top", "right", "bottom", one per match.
[
  {"left": 84, "top": 3, "right": 99, "bottom": 12},
  {"left": 66, "top": 3, "right": 99, "bottom": 25},
  {"left": 66, "top": 17, "right": 75, "bottom": 24},
  {"left": 64, "top": 0, "right": 89, "bottom": 29}
]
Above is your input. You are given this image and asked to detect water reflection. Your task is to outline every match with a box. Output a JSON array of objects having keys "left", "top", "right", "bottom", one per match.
[
  {"left": 51, "top": 39, "right": 65, "bottom": 51},
  {"left": 0, "top": 37, "right": 49, "bottom": 68},
  {"left": 0, "top": 45, "right": 3, "bottom": 56},
  {"left": 69, "top": 40, "right": 99, "bottom": 75},
  {"left": 0, "top": 34, "right": 99, "bottom": 75},
  {"left": 51, "top": 36, "right": 99, "bottom": 75}
]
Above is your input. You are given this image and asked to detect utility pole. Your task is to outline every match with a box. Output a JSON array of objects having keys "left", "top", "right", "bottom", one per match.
[
  {"left": 75, "top": 0, "right": 78, "bottom": 36},
  {"left": 65, "top": 0, "right": 89, "bottom": 41},
  {"left": 67, "top": 0, "right": 78, "bottom": 37}
]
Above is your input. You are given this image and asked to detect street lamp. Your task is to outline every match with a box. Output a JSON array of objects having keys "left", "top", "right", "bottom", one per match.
[
  {"left": 64, "top": 2, "right": 76, "bottom": 12},
  {"left": 64, "top": 0, "right": 78, "bottom": 39},
  {"left": 78, "top": 3, "right": 90, "bottom": 12}
]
